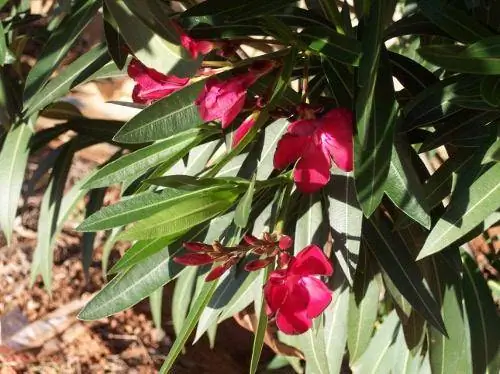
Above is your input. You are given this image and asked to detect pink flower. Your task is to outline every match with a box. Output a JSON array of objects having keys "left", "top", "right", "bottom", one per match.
[
  {"left": 273, "top": 108, "right": 354, "bottom": 193},
  {"left": 264, "top": 245, "right": 333, "bottom": 335},
  {"left": 180, "top": 33, "right": 214, "bottom": 59},
  {"left": 195, "top": 60, "right": 275, "bottom": 129},
  {"left": 128, "top": 59, "right": 189, "bottom": 104},
  {"left": 195, "top": 73, "right": 256, "bottom": 128}
]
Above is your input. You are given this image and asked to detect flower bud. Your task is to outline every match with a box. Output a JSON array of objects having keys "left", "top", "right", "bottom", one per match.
[
  {"left": 278, "top": 235, "right": 293, "bottom": 250},
  {"left": 244, "top": 257, "right": 274, "bottom": 272}
]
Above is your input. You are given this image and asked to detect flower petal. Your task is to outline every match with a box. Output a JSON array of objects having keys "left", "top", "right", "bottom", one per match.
[
  {"left": 264, "top": 273, "right": 288, "bottom": 314},
  {"left": 232, "top": 113, "right": 256, "bottom": 147},
  {"left": 301, "top": 276, "right": 332, "bottom": 318},
  {"left": 321, "top": 108, "right": 354, "bottom": 171},
  {"left": 275, "top": 282, "right": 312, "bottom": 334},
  {"left": 275, "top": 309, "right": 312, "bottom": 335},
  {"left": 287, "top": 118, "right": 319, "bottom": 136},
  {"left": 293, "top": 146, "right": 331, "bottom": 193},
  {"left": 244, "top": 257, "right": 274, "bottom": 271},
  {"left": 174, "top": 253, "right": 214, "bottom": 266},
  {"left": 221, "top": 92, "right": 246, "bottom": 128},
  {"left": 273, "top": 134, "right": 308, "bottom": 170},
  {"left": 290, "top": 245, "right": 333, "bottom": 277}
]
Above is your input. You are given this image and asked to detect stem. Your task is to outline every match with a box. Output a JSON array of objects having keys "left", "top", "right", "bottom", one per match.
[
  {"left": 274, "top": 181, "right": 293, "bottom": 235},
  {"left": 302, "top": 55, "right": 310, "bottom": 103},
  {"left": 319, "top": 0, "right": 345, "bottom": 34},
  {"left": 232, "top": 38, "right": 288, "bottom": 46},
  {"left": 201, "top": 60, "right": 233, "bottom": 68}
]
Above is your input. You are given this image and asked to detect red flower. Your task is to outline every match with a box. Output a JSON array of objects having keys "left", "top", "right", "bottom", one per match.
[
  {"left": 264, "top": 245, "right": 333, "bottom": 335},
  {"left": 195, "top": 73, "right": 255, "bottom": 128},
  {"left": 180, "top": 33, "right": 214, "bottom": 59},
  {"left": 195, "top": 61, "right": 275, "bottom": 129},
  {"left": 128, "top": 59, "right": 189, "bottom": 104},
  {"left": 232, "top": 112, "right": 258, "bottom": 147},
  {"left": 273, "top": 108, "right": 354, "bottom": 193}
]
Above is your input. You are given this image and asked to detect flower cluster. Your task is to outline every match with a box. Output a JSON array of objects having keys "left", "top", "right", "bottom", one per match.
[
  {"left": 127, "top": 25, "right": 354, "bottom": 193},
  {"left": 174, "top": 233, "right": 333, "bottom": 335}
]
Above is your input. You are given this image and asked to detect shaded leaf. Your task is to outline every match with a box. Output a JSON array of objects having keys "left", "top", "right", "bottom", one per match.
[
  {"left": 0, "top": 123, "right": 32, "bottom": 244},
  {"left": 172, "top": 267, "right": 197, "bottom": 337},
  {"left": 149, "top": 286, "right": 163, "bottom": 330},
  {"left": 418, "top": 162, "right": 500, "bottom": 259}
]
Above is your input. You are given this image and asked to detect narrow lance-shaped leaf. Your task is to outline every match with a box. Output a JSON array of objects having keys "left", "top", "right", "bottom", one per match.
[
  {"left": 23, "top": 0, "right": 101, "bottom": 105},
  {"left": 385, "top": 138, "right": 430, "bottom": 229},
  {"left": 418, "top": 162, "right": 500, "bottom": 260},
  {"left": 326, "top": 169, "right": 362, "bottom": 285},
  {"left": 234, "top": 174, "right": 256, "bottom": 228},
  {"left": 0, "top": 123, "right": 32, "bottom": 245},
  {"left": 25, "top": 43, "right": 111, "bottom": 116},
  {"left": 364, "top": 216, "right": 447, "bottom": 335},
  {"left": 172, "top": 267, "right": 198, "bottom": 337},
  {"left": 84, "top": 128, "right": 216, "bottom": 189},
  {"left": 418, "top": 0, "right": 493, "bottom": 43},
  {"left": 352, "top": 311, "right": 401, "bottom": 374},
  {"left": 462, "top": 254, "right": 500, "bottom": 374},
  {"left": 118, "top": 190, "right": 239, "bottom": 240},
  {"left": 113, "top": 80, "right": 207, "bottom": 143},
  {"left": 347, "top": 245, "right": 381, "bottom": 364},
  {"left": 355, "top": 54, "right": 397, "bottom": 217},
  {"left": 149, "top": 286, "right": 163, "bottom": 330},
  {"left": 105, "top": 0, "right": 200, "bottom": 76}
]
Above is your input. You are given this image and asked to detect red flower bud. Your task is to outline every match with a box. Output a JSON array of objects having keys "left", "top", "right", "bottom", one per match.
[
  {"left": 278, "top": 235, "right": 293, "bottom": 250},
  {"left": 278, "top": 252, "right": 291, "bottom": 268},
  {"left": 244, "top": 235, "right": 262, "bottom": 246},
  {"left": 244, "top": 257, "right": 274, "bottom": 272},
  {"left": 183, "top": 242, "right": 212, "bottom": 252},
  {"left": 174, "top": 253, "right": 214, "bottom": 266},
  {"left": 205, "top": 260, "right": 234, "bottom": 281}
]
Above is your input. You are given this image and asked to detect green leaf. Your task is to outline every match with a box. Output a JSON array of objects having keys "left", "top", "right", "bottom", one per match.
[
  {"left": 181, "top": 0, "right": 296, "bottom": 22},
  {"left": 103, "top": 3, "right": 128, "bottom": 70},
  {"left": 419, "top": 111, "right": 500, "bottom": 153},
  {"left": 384, "top": 13, "right": 448, "bottom": 40},
  {"left": 119, "top": 190, "right": 239, "bottom": 240},
  {"left": 101, "top": 227, "right": 121, "bottom": 277},
  {"left": 423, "top": 152, "right": 473, "bottom": 209},
  {"left": 300, "top": 320, "right": 330, "bottom": 374},
  {"left": 388, "top": 51, "right": 438, "bottom": 96},
  {"left": 0, "top": 20, "right": 7, "bottom": 65},
  {"left": 0, "top": 123, "right": 32, "bottom": 245},
  {"left": 113, "top": 80, "right": 207, "bottom": 143},
  {"left": 255, "top": 118, "right": 290, "bottom": 180},
  {"left": 234, "top": 174, "right": 256, "bottom": 228},
  {"left": 84, "top": 128, "right": 213, "bottom": 189},
  {"left": 418, "top": 43, "right": 500, "bottom": 75},
  {"left": 385, "top": 139, "right": 430, "bottom": 229},
  {"left": 299, "top": 26, "right": 362, "bottom": 66},
  {"left": 364, "top": 217, "right": 447, "bottom": 335},
  {"left": 352, "top": 311, "right": 400, "bottom": 373},
  {"left": 418, "top": 162, "right": 500, "bottom": 259},
  {"left": 82, "top": 188, "right": 106, "bottom": 276},
  {"left": 104, "top": 0, "right": 199, "bottom": 76},
  {"left": 402, "top": 76, "right": 479, "bottom": 130},
  {"left": 462, "top": 254, "right": 500, "bottom": 374},
  {"left": 418, "top": 0, "right": 493, "bottom": 43},
  {"left": 348, "top": 246, "right": 380, "bottom": 364},
  {"left": 218, "top": 269, "right": 262, "bottom": 321},
  {"left": 23, "top": 0, "right": 101, "bottom": 105},
  {"left": 322, "top": 56, "right": 354, "bottom": 108},
  {"left": 355, "top": 56, "right": 397, "bottom": 217},
  {"left": 326, "top": 170, "right": 362, "bottom": 285},
  {"left": 108, "top": 235, "right": 179, "bottom": 274},
  {"left": 294, "top": 193, "right": 327, "bottom": 253},
  {"left": 31, "top": 141, "right": 88, "bottom": 290},
  {"left": 149, "top": 286, "right": 163, "bottom": 330},
  {"left": 481, "top": 76, "right": 500, "bottom": 107},
  {"left": 79, "top": 245, "right": 184, "bottom": 320},
  {"left": 267, "top": 48, "right": 296, "bottom": 109},
  {"left": 159, "top": 281, "right": 218, "bottom": 374},
  {"left": 425, "top": 253, "right": 471, "bottom": 374},
  {"left": 25, "top": 43, "right": 111, "bottom": 116},
  {"left": 79, "top": 185, "right": 240, "bottom": 231},
  {"left": 324, "top": 276, "right": 350, "bottom": 374},
  {"left": 172, "top": 267, "right": 197, "bottom": 337},
  {"left": 249, "top": 266, "right": 271, "bottom": 374},
  {"left": 483, "top": 138, "right": 500, "bottom": 163}
]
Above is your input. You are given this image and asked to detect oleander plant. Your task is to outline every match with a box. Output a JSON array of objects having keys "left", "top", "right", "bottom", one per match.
[{"left": 1, "top": 0, "right": 499, "bottom": 372}]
